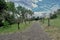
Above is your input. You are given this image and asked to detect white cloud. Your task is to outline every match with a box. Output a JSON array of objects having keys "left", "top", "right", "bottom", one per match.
[
  {"left": 51, "top": 4, "right": 60, "bottom": 11},
  {"left": 32, "top": 3, "right": 38, "bottom": 8},
  {"left": 15, "top": 3, "right": 19, "bottom": 7},
  {"left": 32, "top": 0, "right": 42, "bottom": 3},
  {"left": 25, "top": 6, "right": 32, "bottom": 10},
  {"left": 5, "top": 0, "right": 8, "bottom": 2},
  {"left": 33, "top": 11, "right": 53, "bottom": 18},
  {"left": 32, "top": 0, "right": 39, "bottom": 3},
  {"left": 14, "top": 1, "right": 32, "bottom": 10},
  {"left": 39, "top": 0, "right": 42, "bottom": 1},
  {"left": 33, "top": 12, "right": 46, "bottom": 18},
  {"left": 50, "top": 4, "right": 60, "bottom": 14}
]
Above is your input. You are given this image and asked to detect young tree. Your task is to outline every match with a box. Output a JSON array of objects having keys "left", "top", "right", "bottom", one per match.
[
  {"left": 27, "top": 10, "right": 34, "bottom": 23},
  {"left": 17, "top": 6, "right": 27, "bottom": 24},
  {"left": 48, "top": 13, "right": 51, "bottom": 26},
  {"left": 17, "top": 6, "right": 23, "bottom": 29}
]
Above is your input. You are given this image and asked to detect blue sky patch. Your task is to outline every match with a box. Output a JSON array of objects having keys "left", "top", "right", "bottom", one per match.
[{"left": 32, "top": 0, "right": 60, "bottom": 12}]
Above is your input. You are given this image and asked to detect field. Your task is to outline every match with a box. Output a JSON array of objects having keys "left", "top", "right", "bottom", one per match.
[{"left": 41, "top": 16, "right": 60, "bottom": 40}]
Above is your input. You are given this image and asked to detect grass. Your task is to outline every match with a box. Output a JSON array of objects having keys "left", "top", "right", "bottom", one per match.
[
  {"left": 41, "top": 16, "right": 60, "bottom": 40},
  {"left": 0, "top": 22, "right": 32, "bottom": 35}
]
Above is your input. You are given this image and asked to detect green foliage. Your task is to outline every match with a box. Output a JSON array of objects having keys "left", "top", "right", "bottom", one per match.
[
  {"left": 50, "top": 14, "right": 57, "bottom": 19},
  {"left": 17, "top": 6, "right": 34, "bottom": 23},
  {"left": 57, "top": 9, "right": 60, "bottom": 15},
  {"left": 4, "top": 2, "right": 16, "bottom": 24},
  {"left": 6, "top": 2, "right": 15, "bottom": 12},
  {"left": 0, "top": 0, "right": 7, "bottom": 12},
  {"left": 3, "top": 20, "right": 9, "bottom": 28},
  {"left": 17, "top": 6, "right": 22, "bottom": 11},
  {"left": 5, "top": 13, "right": 15, "bottom": 24},
  {"left": 50, "top": 9, "right": 60, "bottom": 19},
  {"left": 0, "top": 1, "right": 33, "bottom": 28},
  {"left": 28, "top": 10, "right": 34, "bottom": 15},
  {"left": 0, "top": 0, "right": 7, "bottom": 26}
]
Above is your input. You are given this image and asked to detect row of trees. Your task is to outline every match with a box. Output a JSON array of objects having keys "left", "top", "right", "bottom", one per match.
[{"left": 0, "top": 0, "right": 34, "bottom": 29}]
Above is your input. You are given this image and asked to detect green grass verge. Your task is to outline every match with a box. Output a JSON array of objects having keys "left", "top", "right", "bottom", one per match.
[{"left": 0, "top": 22, "right": 32, "bottom": 35}]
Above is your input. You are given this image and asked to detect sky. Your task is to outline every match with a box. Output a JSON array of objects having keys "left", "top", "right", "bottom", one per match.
[
  {"left": 7, "top": 0, "right": 32, "bottom": 10},
  {"left": 6, "top": 0, "right": 60, "bottom": 17},
  {"left": 32, "top": 0, "right": 60, "bottom": 13},
  {"left": 7, "top": 0, "right": 60, "bottom": 12},
  {"left": 31, "top": 0, "right": 60, "bottom": 17}
]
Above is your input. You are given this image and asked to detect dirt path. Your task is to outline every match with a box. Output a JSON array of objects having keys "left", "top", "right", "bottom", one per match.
[{"left": 0, "top": 21, "right": 51, "bottom": 40}]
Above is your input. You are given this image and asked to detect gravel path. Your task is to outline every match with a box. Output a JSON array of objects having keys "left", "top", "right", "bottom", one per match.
[{"left": 0, "top": 21, "right": 51, "bottom": 40}]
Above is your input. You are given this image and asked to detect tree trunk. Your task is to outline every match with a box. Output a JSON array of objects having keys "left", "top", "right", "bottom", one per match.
[
  {"left": 25, "top": 20, "right": 26, "bottom": 24},
  {"left": 42, "top": 18, "right": 44, "bottom": 24},
  {"left": 18, "top": 22, "right": 20, "bottom": 30}
]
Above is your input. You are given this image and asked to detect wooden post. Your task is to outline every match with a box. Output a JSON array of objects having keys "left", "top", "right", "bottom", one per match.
[
  {"left": 48, "top": 18, "right": 50, "bottom": 26},
  {"left": 48, "top": 13, "right": 51, "bottom": 26},
  {"left": 42, "top": 18, "right": 44, "bottom": 24}
]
